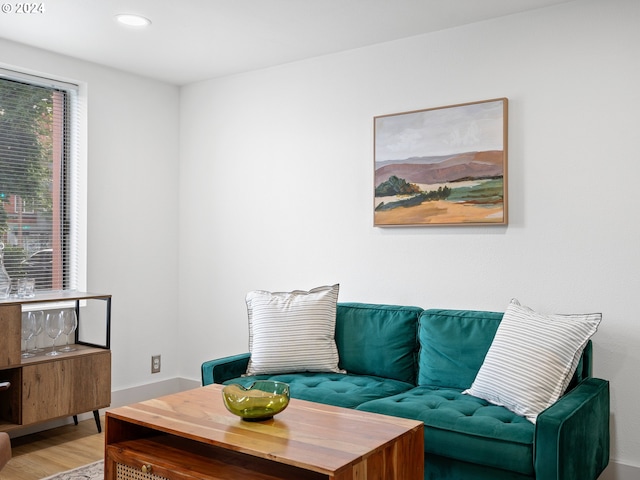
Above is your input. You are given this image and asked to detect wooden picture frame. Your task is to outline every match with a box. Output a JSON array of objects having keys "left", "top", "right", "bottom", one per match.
[{"left": 374, "top": 98, "right": 508, "bottom": 226}]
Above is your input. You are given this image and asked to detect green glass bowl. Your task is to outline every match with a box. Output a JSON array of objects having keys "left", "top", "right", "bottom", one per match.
[{"left": 222, "top": 380, "right": 290, "bottom": 421}]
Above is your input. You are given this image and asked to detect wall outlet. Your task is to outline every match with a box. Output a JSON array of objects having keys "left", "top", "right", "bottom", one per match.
[{"left": 151, "top": 355, "right": 161, "bottom": 374}]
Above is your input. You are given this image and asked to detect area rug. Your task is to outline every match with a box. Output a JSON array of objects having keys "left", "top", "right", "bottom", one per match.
[{"left": 40, "top": 460, "right": 103, "bottom": 480}]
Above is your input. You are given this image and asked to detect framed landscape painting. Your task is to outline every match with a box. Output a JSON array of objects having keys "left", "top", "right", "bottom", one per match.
[{"left": 374, "top": 98, "right": 508, "bottom": 226}]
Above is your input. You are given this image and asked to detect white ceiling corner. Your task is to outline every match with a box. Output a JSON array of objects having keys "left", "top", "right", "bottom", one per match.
[{"left": 0, "top": 0, "right": 577, "bottom": 85}]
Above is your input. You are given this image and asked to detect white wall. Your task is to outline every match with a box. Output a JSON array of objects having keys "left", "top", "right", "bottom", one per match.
[
  {"left": 1, "top": 0, "right": 637, "bottom": 474},
  {"left": 179, "top": 0, "right": 640, "bottom": 472},
  {"left": 0, "top": 39, "right": 182, "bottom": 391}
]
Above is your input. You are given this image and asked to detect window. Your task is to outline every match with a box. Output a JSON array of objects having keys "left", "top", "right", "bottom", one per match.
[{"left": 0, "top": 69, "right": 81, "bottom": 293}]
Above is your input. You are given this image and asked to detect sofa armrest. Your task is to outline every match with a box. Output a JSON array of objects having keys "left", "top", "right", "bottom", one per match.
[
  {"left": 534, "top": 377, "right": 610, "bottom": 480},
  {"left": 201, "top": 353, "right": 250, "bottom": 386}
]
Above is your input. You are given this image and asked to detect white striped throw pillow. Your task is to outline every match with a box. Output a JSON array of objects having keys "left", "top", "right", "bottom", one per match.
[
  {"left": 463, "top": 299, "right": 601, "bottom": 423},
  {"left": 245, "top": 284, "right": 344, "bottom": 376}
]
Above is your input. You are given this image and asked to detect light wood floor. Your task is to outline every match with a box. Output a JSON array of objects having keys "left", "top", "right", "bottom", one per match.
[{"left": 0, "top": 417, "right": 103, "bottom": 480}]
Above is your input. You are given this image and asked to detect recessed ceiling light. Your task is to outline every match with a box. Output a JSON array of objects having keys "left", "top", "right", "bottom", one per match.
[{"left": 115, "top": 14, "right": 152, "bottom": 27}]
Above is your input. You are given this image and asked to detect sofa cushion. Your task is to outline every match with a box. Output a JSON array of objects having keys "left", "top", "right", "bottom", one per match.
[
  {"left": 245, "top": 284, "right": 343, "bottom": 376},
  {"left": 463, "top": 299, "right": 601, "bottom": 423},
  {"left": 418, "top": 309, "right": 503, "bottom": 389},
  {"left": 356, "top": 386, "right": 535, "bottom": 476},
  {"left": 224, "top": 373, "right": 414, "bottom": 409},
  {"left": 336, "top": 303, "right": 423, "bottom": 384}
]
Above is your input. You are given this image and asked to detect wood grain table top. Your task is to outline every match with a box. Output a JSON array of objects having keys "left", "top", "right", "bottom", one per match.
[{"left": 105, "top": 384, "right": 423, "bottom": 476}]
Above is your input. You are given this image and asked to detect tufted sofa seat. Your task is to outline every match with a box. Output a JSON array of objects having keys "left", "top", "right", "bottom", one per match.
[
  {"left": 202, "top": 302, "right": 610, "bottom": 480},
  {"left": 358, "top": 386, "right": 534, "bottom": 475},
  {"left": 240, "top": 372, "right": 413, "bottom": 409}
]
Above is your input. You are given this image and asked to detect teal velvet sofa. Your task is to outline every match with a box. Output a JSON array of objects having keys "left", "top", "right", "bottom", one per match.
[{"left": 201, "top": 303, "right": 610, "bottom": 480}]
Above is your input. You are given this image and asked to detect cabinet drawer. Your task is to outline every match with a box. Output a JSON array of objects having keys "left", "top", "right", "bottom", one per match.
[
  {"left": 107, "top": 443, "right": 230, "bottom": 480},
  {"left": 115, "top": 463, "right": 172, "bottom": 480},
  {"left": 105, "top": 437, "right": 326, "bottom": 480},
  {"left": 108, "top": 448, "right": 208, "bottom": 480},
  {"left": 21, "top": 350, "right": 111, "bottom": 424}
]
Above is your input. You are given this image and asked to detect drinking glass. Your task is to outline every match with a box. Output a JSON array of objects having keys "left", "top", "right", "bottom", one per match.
[
  {"left": 21, "top": 312, "right": 36, "bottom": 358},
  {"left": 18, "top": 278, "right": 36, "bottom": 298},
  {"left": 45, "top": 311, "right": 64, "bottom": 356},
  {"left": 60, "top": 309, "right": 78, "bottom": 352},
  {"left": 29, "top": 310, "right": 45, "bottom": 353}
]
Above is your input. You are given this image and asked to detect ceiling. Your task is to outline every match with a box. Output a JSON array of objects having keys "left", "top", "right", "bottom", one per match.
[{"left": 0, "top": 0, "right": 575, "bottom": 85}]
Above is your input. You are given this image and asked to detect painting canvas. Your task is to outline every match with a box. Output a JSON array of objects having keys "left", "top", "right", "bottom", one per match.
[{"left": 374, "top": 98, "right": 508, "bottom": 226}]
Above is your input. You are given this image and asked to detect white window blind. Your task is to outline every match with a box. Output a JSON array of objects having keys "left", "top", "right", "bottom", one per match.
[{"left": 0, "top": 68, "right": 80, "bottom": 293}]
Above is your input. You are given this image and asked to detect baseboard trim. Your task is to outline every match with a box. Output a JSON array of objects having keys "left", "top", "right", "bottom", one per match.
[
  {"left": 599, "top": 461, "right": 640, "bottom": 480},
  {"left": 110, "top": 377, "right": 200, "bottom": 407}
]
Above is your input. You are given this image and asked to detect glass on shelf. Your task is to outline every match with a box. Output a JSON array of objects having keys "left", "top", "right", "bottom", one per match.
[
  {"left": 60, "top": 309, "right": 78, "bottom": 352},
  {"left": 29, "top": 310, "right": 45, "bottom": 353},
  {"left": 17, "top": 278, "right": 36, "bottom": 298},
  {"left": 45, "top": 311, "right": 64, "bottom": 356},
  {"left": 21, "top": 312, "right": 36, "bottom": 358}
]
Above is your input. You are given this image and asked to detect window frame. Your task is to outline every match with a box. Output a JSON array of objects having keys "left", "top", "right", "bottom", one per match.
[{"left": 0, "top": 65, "right": 87, "bottom": 293}]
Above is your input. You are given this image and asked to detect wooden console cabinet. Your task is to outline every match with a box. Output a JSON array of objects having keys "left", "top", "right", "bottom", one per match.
[{"left": 0, "top": 292, "right": 111, "bottom": 433}]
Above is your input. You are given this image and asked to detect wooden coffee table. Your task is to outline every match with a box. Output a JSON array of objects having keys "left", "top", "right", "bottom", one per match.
[{"left": 105, "top": 384, "right": 423, "bottom": 480}]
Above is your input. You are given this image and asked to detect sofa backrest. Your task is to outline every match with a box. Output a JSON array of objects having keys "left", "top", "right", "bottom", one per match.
[
  {"left": 335, "top": 303, "right": 423, "bottom": 384},
  {"left": 418, "top": 309, "right": 504, "bottom": 389},
  {"left": 417, "top": 308, "right": 593, "bottom": 391}
]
